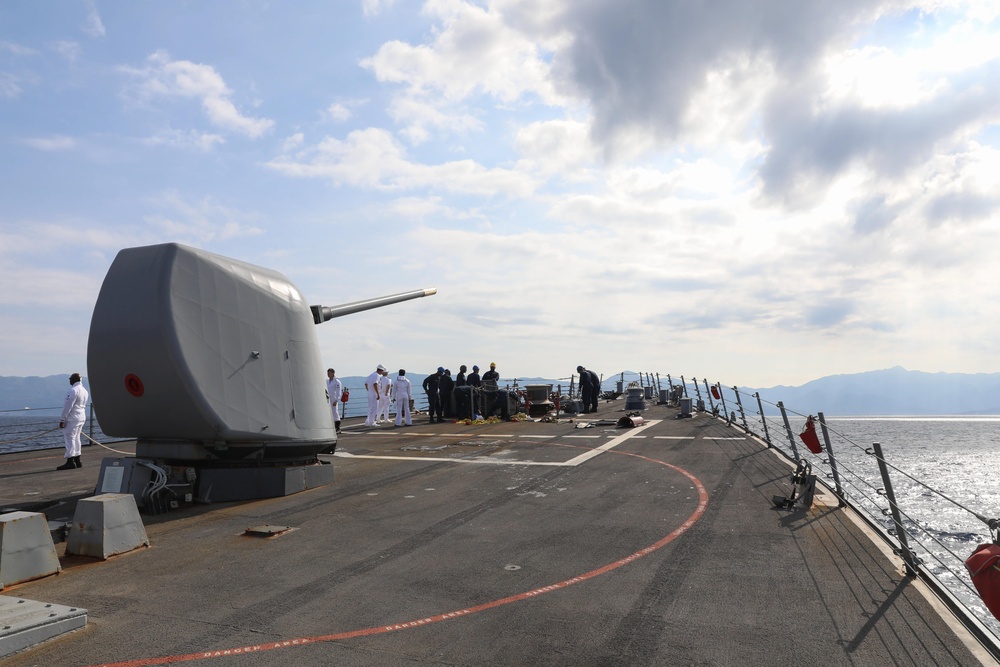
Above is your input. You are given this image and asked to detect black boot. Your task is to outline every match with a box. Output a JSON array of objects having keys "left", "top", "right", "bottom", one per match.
[
  {"left": 56, "top": 459, "right": 75, "bottom": 470},
  {"left": 73, "top": 456, "right": 82, "bottom": 468}
]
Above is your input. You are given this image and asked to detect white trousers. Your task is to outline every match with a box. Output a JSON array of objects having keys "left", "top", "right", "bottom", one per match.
[
  {"left": 377, "top": 395, "right": 391, "bottom": 422},
  {"left": 63, "top": 419, "right": 84, "bottom": 458},
  {"left": 365, "top": 392, "right": 379, "bottom": 426},
  {"left": 395, "top": 396, "right": 412, "bottom": 426}
]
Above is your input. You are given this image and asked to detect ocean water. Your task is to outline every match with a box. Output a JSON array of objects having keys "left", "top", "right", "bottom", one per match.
[
  {"left": 0, "top": 410, "right": 108, "bottom": 455},
  {"left": 759, "top": 414, "right": 1000, "bottom": 636}
]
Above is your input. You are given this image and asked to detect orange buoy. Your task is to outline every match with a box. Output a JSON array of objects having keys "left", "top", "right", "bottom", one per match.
[{"left": 967, "top": 543, "right": 1000, "bottom": 620}]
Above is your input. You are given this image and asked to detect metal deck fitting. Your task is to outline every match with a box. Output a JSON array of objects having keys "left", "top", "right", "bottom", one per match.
[{"left": 0, "top": 596, "right": 87, "bottom": 659}]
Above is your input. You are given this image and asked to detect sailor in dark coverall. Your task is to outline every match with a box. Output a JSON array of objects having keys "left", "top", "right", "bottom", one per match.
[
  {"left": 482, "top": 362, "right": 500, "bottom": 417},
  {"left": 439, "top": 369, "right": 455, "bottom": 418},
  {"left": 577, "top": 365, "right": 600, "bottom": 413},
  {"left": 467, "top": 365, "right": 482, "bottom": 416},
  {"left": 423, "top": 367, "right": 444, "bottom": 423},
  {"left": 586, "top": 368, "right": 601, "bottom": 412}
]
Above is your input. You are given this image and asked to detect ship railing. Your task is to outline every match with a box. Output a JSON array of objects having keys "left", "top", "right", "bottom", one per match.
[
  {"left": 0, "top": 404, "right": 114, "bottom": 454},
  {"left": 669, "top": 377, "right": 1000, "bottom": 657}
]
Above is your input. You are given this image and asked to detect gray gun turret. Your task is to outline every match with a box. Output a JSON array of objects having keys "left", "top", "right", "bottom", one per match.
[{"left": 87, "top": 242, "right": 435, "bottom": 465}]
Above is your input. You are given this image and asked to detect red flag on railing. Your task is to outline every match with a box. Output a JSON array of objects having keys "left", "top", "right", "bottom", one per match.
[{"left": 799, "top": 416, "right": 822, "bottom": 454}]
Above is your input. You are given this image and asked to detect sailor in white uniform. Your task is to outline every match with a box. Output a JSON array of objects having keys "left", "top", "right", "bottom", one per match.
[
  {"left": 57, "top": 372, "right": 89, "bottom": 470},
  {"left": 377, "top": 369, "right": 392, "bottom": 423},
  {"left": 393, "top": 369, "right": 413, "bottom": 426},
  {"left": 326, "top": 368, "right": 343, "bottom": 432},
  {"left": 365, "top": 364, "right": 385, "bottom": 427}
]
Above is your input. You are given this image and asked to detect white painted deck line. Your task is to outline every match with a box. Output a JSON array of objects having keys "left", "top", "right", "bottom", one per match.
[
  {"left": 336, "top": 420, "right": 662, "bottom": 468},
  {"left": 334, "top": 451, "right": 572, "bottom": 467},
  {"left": 561, "top": 420, "right": 661, "bottom": 466},
  {"left": 654, "top": 436, "right": 695, "bottom": 440}
]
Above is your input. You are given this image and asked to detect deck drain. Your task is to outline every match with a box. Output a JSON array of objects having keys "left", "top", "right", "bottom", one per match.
[
  {"left": 244, "top": 524, "right": 294, "bottom": 538},
  {"left": 505, "top": 564, "right": 521, "bottom": 571}
]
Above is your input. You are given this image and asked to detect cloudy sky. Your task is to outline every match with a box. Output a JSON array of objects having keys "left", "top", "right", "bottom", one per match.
[{"left": 2, "top": 1, "right": 999, "bottom": 388}]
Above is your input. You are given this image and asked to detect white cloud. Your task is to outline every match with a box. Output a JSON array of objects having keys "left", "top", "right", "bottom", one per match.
[
  {"left": 282, "top": 132, "right": 305, "bottom": 151},
  {"left": 50, "top": 40, "right": 82, "bottom": 62},
  {"left": 22, "top": 135, "right": 77, "bottom": 151},
  {"left": 139, "top": 128, "right": 226, "bottom": 151},
  {"left": 142, "top": 191, "right": 266, "bottom": 243},
  {"left": 387, "top": 95, "right": 482, "bottom": 145},
  {"left": 119, "top": 51, "right": 275, "bottom": 139},
  {"left": 0, "top": 40, "right": 37, "bottom": 57},
  {"left": 266, "top": 127, "right": 537, "bottom": 195},
  {"left": 0, "top": 72, "right": 21, "bottom": 99},
  {"left": 362, "top": 0, "right": 396, "bottom": 17},
  {"left": 326, "top": 102, "right": 352, "bottom": 122},
  {"left": 360, "top": 0, "right": 570, "bottom": 142},
  {"left": 82, "top": 1, "right": 106, "bottom": 38}
]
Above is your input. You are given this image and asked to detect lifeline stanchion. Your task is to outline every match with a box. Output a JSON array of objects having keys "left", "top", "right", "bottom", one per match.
[
  {"left": 777, "top": 401, "right": 801, "bottom": 462},
  {"left": 754, "top": 392, "right": 771, "bottom": 446},
  {"left": 716, "top": 382, "right": 728, "bottom": 422},
  {"left": 692, "top": 378, "right": 704, "bottom": 411},
  {"left": 733, "top": 387, "right": 750, "bottom": 433},
  {"left": 817, "top": 411, "right": 846, "bottom": 506},
  {"left": 704, "top": 379, "right": 716, "bottom": 414},
  {"left": 872, "top": 440, "right": 919, "bottom": 576}
]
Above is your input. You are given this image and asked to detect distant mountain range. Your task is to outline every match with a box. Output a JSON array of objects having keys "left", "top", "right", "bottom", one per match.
[{"left": 3, "top": 366, "right": 999, "bottom": 416}]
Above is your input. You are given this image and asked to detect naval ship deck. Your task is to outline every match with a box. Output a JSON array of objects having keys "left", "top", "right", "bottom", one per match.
[{"left": 0, "top": 399, "right": 992, "bottom": 666}]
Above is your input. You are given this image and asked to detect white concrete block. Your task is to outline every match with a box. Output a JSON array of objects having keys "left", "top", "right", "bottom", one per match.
[
  {"left": 0, "top": 512, "right": 61, "bottom": 589},
  {"left": 66, "top": 494, "right": 149, "bottom": 560}
]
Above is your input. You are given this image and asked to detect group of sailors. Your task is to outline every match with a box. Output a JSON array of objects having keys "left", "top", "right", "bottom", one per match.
[
  {"left": 421, "top": 362, "right": 503, "bottom": 424},
  {"left": 327, "top": 362, "right": 601, "bottom": 430}
]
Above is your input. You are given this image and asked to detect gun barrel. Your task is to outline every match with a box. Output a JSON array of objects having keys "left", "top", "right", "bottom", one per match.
[{"left": 311, "top": 287, "right": 437, "bottom": 324}]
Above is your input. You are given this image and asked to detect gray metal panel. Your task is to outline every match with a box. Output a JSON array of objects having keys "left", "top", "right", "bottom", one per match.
[{"left": 0, "top": 596, "right": 87, "bottom": 659}]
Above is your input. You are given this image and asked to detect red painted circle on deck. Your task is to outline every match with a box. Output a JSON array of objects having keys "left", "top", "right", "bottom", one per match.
[
  {"left": 85, "top": 444, "right": 708, "bottom": 667},
  {"left": 124, "top": 374, "right": 144, "bottom": 397}
]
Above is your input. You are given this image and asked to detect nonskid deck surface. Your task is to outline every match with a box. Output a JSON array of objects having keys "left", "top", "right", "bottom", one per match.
[{"left": 0, "top": 401, "right": 987, "bottom": 666}]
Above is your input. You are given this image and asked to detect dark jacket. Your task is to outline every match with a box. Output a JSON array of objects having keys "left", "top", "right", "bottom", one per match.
[
  {"left": 586, "top": 370, "right": 600, "bottom": 392},
  {"left": 423, "top": 372, "right": 441, "bottom": 393}
]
